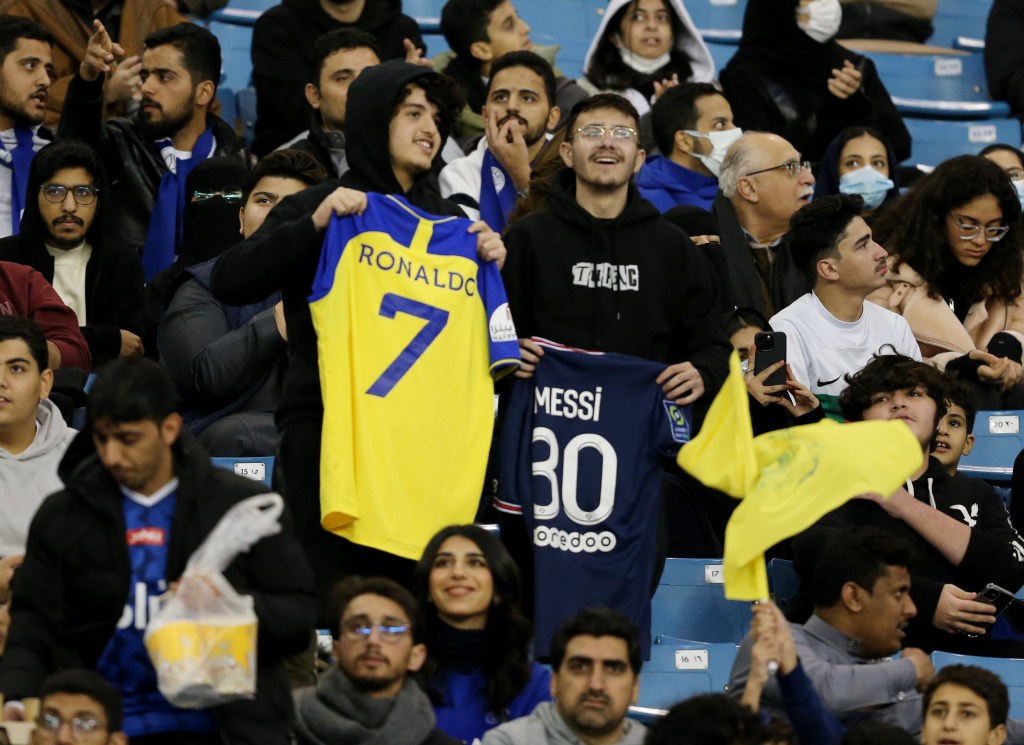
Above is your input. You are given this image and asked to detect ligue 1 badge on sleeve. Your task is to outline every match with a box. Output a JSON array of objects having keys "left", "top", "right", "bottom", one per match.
[{"left": 663, "top": 401, "right": 691, "bottom": 444}]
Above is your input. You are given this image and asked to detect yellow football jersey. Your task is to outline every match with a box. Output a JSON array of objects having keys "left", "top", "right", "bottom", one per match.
[{"left": 309, "top": 194, "right": 519, "bottom": 558}]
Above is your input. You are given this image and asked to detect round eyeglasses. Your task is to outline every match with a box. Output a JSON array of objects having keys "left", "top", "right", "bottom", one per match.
[
  {"left": 952, "top": 219, "right": 1009, "bottom": 242},
  {"left": 39, "top": 183, "right": 99, "bottom": 206},
  {"left": 745, "top": 160, "right": 812, "bottom": 178},
  {"left": 575, "top": 124, "right": 639, "bottom": 141},
  {"left": 35, "top": 710, "right": 106, "bottom": 740}
]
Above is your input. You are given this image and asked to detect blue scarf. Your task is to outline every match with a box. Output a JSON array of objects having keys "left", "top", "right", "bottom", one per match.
[
  {"left": 479, "top": 148, "right": 517, "bottom": 233},
  {"left": 0, "top": 127, "right": 37, "bottom": 235},
  {"left": 142, "top": 126, "right": 214, "bottom": 280}
]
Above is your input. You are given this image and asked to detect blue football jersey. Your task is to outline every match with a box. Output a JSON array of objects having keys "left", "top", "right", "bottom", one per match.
[{"left": 496, "top": 339, "right": 692, "bottom": 657}]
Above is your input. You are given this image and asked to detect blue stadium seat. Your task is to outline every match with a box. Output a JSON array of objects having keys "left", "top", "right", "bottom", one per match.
[
  {"left": 957, "top": 410, "right": 1024, "bottom": 484},
  {"left": 211, "top": 456, "right": 275, "bottom": 487},
  {"left": 683, "top": 0, "right": 748, "bottom": 34},
  {"left": 931, "top": 650, "right": 1024, "bottom": 719},
  {"left": 705, "top": 41, "right": 737, "bottom": 71},
  {"left": 903, "top": 117, "right": 1021, "bottom": 167},
  {"left": 637, "top": 637, "right": 738, "bottom": 710},
  {"left": 651, "top": 559, "right": 753, "bottom": 643},
  {"left": 929, "top": 0, "right": 993, "bottom": 48},
  {"left": 864, "top": 51, "right": 1009, "bottom": 119},
  {"left": 208, "top": 19, "right": 255, "bottom": 93}
]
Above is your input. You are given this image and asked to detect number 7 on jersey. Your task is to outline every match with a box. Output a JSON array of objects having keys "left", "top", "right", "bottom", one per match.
[{"left": 366, "top": 293, "right": 450, "bottom": 397}]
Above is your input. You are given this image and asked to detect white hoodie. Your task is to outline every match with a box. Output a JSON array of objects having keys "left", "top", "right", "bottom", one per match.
[{"left": 0, "top": 398, "right": 76, "bottom": 555}]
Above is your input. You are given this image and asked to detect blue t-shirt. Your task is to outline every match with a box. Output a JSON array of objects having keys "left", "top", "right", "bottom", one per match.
[
  {"left": 496, "top": 339, "right": 692, "bottom": 657},
  {"left": 434, "top": 662, "right": 551, "bottom": 744},
  {"left": 96, "top": 480, "right": 216, "bottom": 737}
]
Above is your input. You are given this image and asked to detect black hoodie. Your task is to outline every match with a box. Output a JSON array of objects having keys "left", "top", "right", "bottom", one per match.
[
  {"left": 502, "top": 168, "right": 731, "bottom": 398},
  {"left": 251, "top": 0, "right": 426, "bottom": 155},
  {"left": 211, "top": 61, "right": 465, "bottom": 428},
  {"left": 0, "top": 143, "right": 150, "bottom": 365}
]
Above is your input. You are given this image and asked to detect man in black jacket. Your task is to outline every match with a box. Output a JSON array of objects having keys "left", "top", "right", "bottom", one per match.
[
  {"left": 0, "top": 139, "right": 149, "bottom": 366},
  {"left": 0, "top": 357, "right": 317, "bottom": 744},
  {"left": 59, "top": 21, "right": 248, "bottom": 277}
]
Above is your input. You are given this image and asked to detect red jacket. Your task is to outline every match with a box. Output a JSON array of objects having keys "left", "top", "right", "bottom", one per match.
[{"left": 0, "top": 262, "right": 91, "bottom": 371}]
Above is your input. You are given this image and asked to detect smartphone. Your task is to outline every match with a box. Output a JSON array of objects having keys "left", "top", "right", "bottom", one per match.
[
  {"left": 977, "top": 583, "right": 1017, "bottom": 617},
  {"left": 753, "top": 331, "right": 787, "bottom": 395}
]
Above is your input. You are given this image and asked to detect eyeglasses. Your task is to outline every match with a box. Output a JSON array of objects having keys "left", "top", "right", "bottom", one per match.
[
  {"left": 191, "top": 190, "right": 243, "bottom": 203},
  {"left": 341, "top": 619, "right": 410, "bottom": 644},
  {"left": 1006, "top": 169, "right": 1024, "bottom": 183},
  {"left": 952, "top": 219, "right": 1009, "bottom": 242},
  {"left": 36, "top": 711, "right": 106, "bottom": 740},
  {"left": 574, "top": 124, "right": 638, "bottom": 141},
  {"left": 39, "top": 183, "right": 99, "bottom": 205},
  {"left": 745, "top": 160, "right": 812, "bottom": 178}
]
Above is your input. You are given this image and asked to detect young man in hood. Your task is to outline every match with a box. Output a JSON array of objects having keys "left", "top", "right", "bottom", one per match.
[
  {"left": 0, "top": 139, "right": 149, "bottom": 367},
  {"left": 0, "top": 316, "right": 75, "bottom": 559},
  {"left": 252, "top": 0, "right": 426, "bottom": 156},
  {"left": 212, "top": 61, "right": 508, "bottom": 601},
  {"left": 637, "top": 82, "right": 740, "bottom": 212}
]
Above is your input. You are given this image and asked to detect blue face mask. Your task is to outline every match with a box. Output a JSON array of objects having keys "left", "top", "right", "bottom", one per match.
[
  {"left": 1014, "top": 180, "right": 1024, "bottom": 211},
  {"left": 838, "top": 165, "right": 894, "bottom": 211}
]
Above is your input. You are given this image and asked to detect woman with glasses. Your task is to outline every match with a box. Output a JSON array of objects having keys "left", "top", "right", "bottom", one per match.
[
  {"left": 813, "top": 126, "right": 901, "bottom": 222},
  {"left": 410, "top": 525, "right": 550, "bottom": 744},
  {"left": 580, "top": 0, "right": 715, "bottom": 118},
  {"left": 870, "top": 155, "right": 1024, "bottom": 408},
  {"left": 720, "top": 0, "right": 910, "bottom": 164}
]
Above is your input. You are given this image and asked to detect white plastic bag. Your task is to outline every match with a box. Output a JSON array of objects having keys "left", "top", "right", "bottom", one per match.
[{"left": 144, "top": 493, "right": 284, "bottom": 709}]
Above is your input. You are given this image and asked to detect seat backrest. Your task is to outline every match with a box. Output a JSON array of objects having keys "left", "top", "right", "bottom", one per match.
[
  {"left": 651, "top": 559, "right": 752, "bottom": 643},
  {"left": 957, "top": 410, "right": 1024, "bottom": 483},
  {"left": 210, "top": 456, "right": 275, "bottom": 488},
  {"left": 904, "top": 118, "right": 1022, "bottom": 167},
  {"left": 637, "top": 638, "right": 739, "bottom": 710},
  {"left": 929, "top": 0, "right": 994, "bottom": 47},
  {"left": 931, "top": 650, "right": 1024, "bottom": 719}
]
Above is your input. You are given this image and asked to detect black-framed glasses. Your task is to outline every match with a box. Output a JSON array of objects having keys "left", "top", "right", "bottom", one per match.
[
  {"left": 191, "top": 190, "right": 243, "bottom": 203},
  {"left": 341, "top": 619, "right": 410, "bottom": 644},
  {"left": 36, "top": 710, "right": 107, "bottom": 740},
  {"left": 745, "top": 160, "right": 811, "bottom": 178},
  {"left": 575, "top": 124, "right": 638, "bottom": 141},
  {"left": 952, "top": 219, "right": 1009, "bottom": 242},
  {"left": 39, "top": 183, "right": 99, "bottom": 205}
]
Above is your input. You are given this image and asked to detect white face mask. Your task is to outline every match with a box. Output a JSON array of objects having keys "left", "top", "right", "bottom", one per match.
[
  {"left": 618, "top": 45, "right": 672, "bottom": 75},
  {"left": 682, "top": 127, "right": 744, "bottom": 178},
  {"left": 838, "top": 165, "right": 894, "bottom": 210},
  {"left": 797, "top": 0, "right": 842, "bottom": 43}
]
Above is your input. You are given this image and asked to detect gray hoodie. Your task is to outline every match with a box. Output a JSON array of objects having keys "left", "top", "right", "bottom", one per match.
[
  {"left": 481, "top": 702, "right": 647, "bottom": 745},
  {"left": 0, "top": 399, "right": 75, "bottom": 555}
]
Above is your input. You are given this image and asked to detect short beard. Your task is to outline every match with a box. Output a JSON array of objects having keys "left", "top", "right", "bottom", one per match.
[
  {"left": 346, "top": 671, "right": 402, "bottom": 694},
  {"left": 138, "top": 93, "right": 196, "bottom": 141},
  {"left": 46, "top": 230, "right": 87, "bottom": 250},
  {"left": 0, "top": 91, "right": 43, "bottom": 127}
]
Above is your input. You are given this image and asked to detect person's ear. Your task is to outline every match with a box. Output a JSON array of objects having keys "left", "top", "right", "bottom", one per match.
[
  {"left": 545, "top": 105, "right": 561, "bottom": 132},
  {"left": 611, "top": 32, "right": 623, "bottom": 50},
  {"left": 632, "top": 148, "right": 646, "bottom": 174},
  {"left": 818, "top": 257, "right": 840, "bottom": 282},
  {"left": 737, "top": 176, "right": 757, "bottom": 202},
  {"left": 841, "top": 581, "right": 865, "bottom": 613},
  {"left": 407, "top": 642, "right": 427, "bottom": 672},
  {"left": 674, "top": 129, "right": 696, "bottom": 155},
  {"left": 238, "top": 206, "right": 245, "bottom": 236},
  {"left": 109, "top": 731, "right": 130, "bottom": 745},
  {"left": 38, "top": 367, "right": 53, "bottom": 400},
  {"left": 962, "top": 433, "right": 976, "bottom": 457},
  {"left": 305, "top": 83, "right": 322, "bottom": 111},
  {"left": 160, "top": 412, "right": 183, "bottom": 447},
  {"left": 559, "top": 140, "right": 574, "bottom": 168},
  {"left": 469, "top": 40, "right": 493, "bottom": 64},
  {"left": 988, "top": 722, "right": 1007, "bottom": 745},
  {"left": 194, "top": 80, "right": 215, "bottom": 108}
]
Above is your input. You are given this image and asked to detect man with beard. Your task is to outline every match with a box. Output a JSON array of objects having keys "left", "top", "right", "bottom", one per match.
[
  {"left": 59, "top": 21, "right": 248, "bottom": 278},
  {"left": 0, "top": 17, "right": 54, "bottom": 239},
  {"left": 439, "top": 50, "right": 560, "bottom": 232},
  {"left": 293, "top": 576, "right": 460, "bottom": 745},
  {"left": 0, "top": 139, "right": 149, "bottom": 366},
  {"left": 482, "top": 607, "right": 646, "bottom": 745}
]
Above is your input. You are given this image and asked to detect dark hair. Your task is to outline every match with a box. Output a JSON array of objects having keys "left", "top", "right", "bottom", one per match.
[
  {"left": 723, "top": 307, "right": 769, "bottom": 339},
  {"left": 810, "top": 527, "right": 914, "bottom": 608},
  {"left": 23, "top": 139, "right": 108, "bottom": 247},
  {"left": 651, "top": 82, "right": 722, "bottom": 156},
  {"left": 87, "top": 357, "right": 178, "bottom": 426},
  {"left": 550, "top": 607, "right": 641, "bottom": 675},
  {"left": 839, "top": 353, "right": 948, "bottom": 427},
  {"left": 644, "top": 694, "right": 763, "bottom": 745},
  {"left": 39, "top": 669, "right": 124, "bottom": 732},
  {"left": 440, "top": 0, "right": 504, "bottom": 66},
  {"left": 144, "top": 23, "right": 221, "bottom": 94},
  {"left": 585, "top": 0, "right": 693, "bottom": 101},
  {"left": 873, "top": 155, "right": 1024, "bottom": 306},
  {"left": 308, "top": 28, "right": 381, "bottom": 85},
  {"left": 390, "top": 74, "right": 465, "bottom": 144},
  {"left": 0, "top": 16, "right": 52, "bottom": 65},
  {"left": 327, "top": 576, "right": 425, "bottom": 644},
  {"left": 789, "top": 193, "right": 866, "bottom": 287},
  {"left": 923, "top": 664, "right": 1009, "bottom": 727},
  {"left": 980, "top": 143, "right": 1024, "bottom": 172},
  {"left": 564, "top": 93, "right": 640, "bottom": 142},
  {"left": 813, "top": 125, "right": 900, "bottom": 209},
  {"left": 943, "top": 375, "right": 977, "bottom": 434},
  {"left": 411, "top": 525, "right": 534, "bottom": 717},
  {"left": 839, "top": 721, "right": 918, "bottom": 745},
  {"left": 242, "top": 149, "right": 328, "bottom": 203},
  {"left": 0, "top": 316, "right": 48, "bottom": 372},
  {"left": 487, "top": 50, "right": 557, "bottom": 110}
]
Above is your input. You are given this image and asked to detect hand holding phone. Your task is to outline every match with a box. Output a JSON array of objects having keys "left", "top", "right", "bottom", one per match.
[{"left": 753, "top": 332, "right": 787, "bottom": 396}]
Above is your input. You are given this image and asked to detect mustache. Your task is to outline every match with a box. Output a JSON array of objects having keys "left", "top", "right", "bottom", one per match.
[
  {"left": 498, "top": 114, "right": 529, "bottom": 129},
  {"left": 141, "top": 97, "right": 161, "bottom": 111},
  {"left": 53, "top": 216, "right": 84, "bottom": 227}
]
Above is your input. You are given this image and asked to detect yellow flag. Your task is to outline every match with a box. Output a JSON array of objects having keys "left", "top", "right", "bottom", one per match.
[{"left": 677, "top": 353, "right": 922, "bottom": 600}]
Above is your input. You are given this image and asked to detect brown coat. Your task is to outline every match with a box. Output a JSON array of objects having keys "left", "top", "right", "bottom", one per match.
[
  {"left": 867, "top": 257, "right": 1024, "bottom": 369},
  {"left": 0, "top": 0, "right": 187, "bottom": 129}
]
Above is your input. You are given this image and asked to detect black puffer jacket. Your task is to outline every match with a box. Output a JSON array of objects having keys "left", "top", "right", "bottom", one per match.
[
  {"left": 58, "top": 74, "right": 249, "bottom": 254},
  {"left": 0, "top": 430, "right": 317, "bottom": 744}
]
